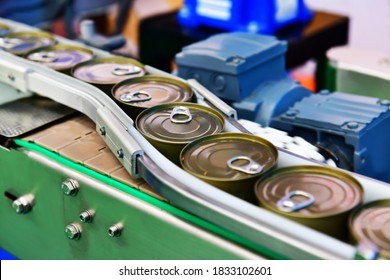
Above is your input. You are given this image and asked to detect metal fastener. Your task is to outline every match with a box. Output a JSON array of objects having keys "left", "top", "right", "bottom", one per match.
[
  {"left": 108, "top": 223, "right": 123, "bottom": 237},
  {"left": 346, "top": 121, "right": 359, "bottom": 129},
  {"left": 7, "top": 74, "right": 15, "bottom": 81},
  {"left": 12, "top": 194, "right": 35, "bottom": 214},
  {"left": 285, "top": 110, "right": 297, "bottom": 117},
  {"left": 65, "top": 223, "right": 81, "bottom": 240},
  {"left": 61, "top": 178, "right": 79, "bottom": 196},
  {"left": 99, "top": 126, "right": 106, "bottom": 136},
  {"left": 116, "top": 149, "right": 124, "bottom": 159},
  {"left": 79, "top": 210, "right": 95, "bottom": 223}
]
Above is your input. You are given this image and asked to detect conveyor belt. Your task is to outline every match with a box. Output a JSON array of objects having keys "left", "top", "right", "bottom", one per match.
[
  {"left": 1, "top": 18, "right": 390, "bottom": 260},
  {"left": 22, "top": 115, "right": 165, "bottom": 201}
]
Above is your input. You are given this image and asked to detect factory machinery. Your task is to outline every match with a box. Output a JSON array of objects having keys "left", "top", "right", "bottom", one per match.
[{"left": 0, "top": 18, "right": 389, "bottom": 260}]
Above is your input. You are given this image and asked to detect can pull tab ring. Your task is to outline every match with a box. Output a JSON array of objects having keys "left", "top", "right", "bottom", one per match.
[
  {"left": 28, "top": 51, "right": 58, "bottom": 63},
  {"left": 277, "top": 191, "right": 315, "bottom": 212},
  {"left": 120, "top": 91, "right": 152, "bottom": 103},
  {"left": 0, "top": 38, "right": 24, "bottom": 49},
  {"left": 170, "top": 106, "right": 192, "bottom": 124},
  {"left": 112, "top": 65, "right": 142, "bottom": 76},
  {"left": 227, "top": 156, "right": 263, "bottom": 175}
]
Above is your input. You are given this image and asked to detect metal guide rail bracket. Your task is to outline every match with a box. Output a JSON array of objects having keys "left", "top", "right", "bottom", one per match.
[
  {"left": 0, "top": 57, "right": 33, "bottom": 94},
  {"left": 0, "top": 51, "right": 142, "bottom": 178}
]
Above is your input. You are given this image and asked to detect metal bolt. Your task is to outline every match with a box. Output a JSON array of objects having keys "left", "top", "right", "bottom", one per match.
[
  {"left": 116, "top": 149, "right": 124, "bottom": 159},
  {"left": 65, "top": 223, "right": 81, "bottom": 240},
  {"left": 12, "top": 194, "right": 34, "bottom": 214},
  {"left": 346, "top": 121, "right": 359, "bottom": 129},
  {"left": 61, "top": 178, "right": 79, "bottom": 196},
  {"left": 108, "top": 223, "right": 123, "bottom": 237},
  {"left": 285, "top": 110, "right": 297, "bottom": 117},
  {"left": 7, "top": 74, "right": 15, "bottom": 81},
  {"left": 99, "top": 126, "right": 106, "bottom": 135},
  {"left": 79, "top": 210, "right": 94, "bottom": 223}
]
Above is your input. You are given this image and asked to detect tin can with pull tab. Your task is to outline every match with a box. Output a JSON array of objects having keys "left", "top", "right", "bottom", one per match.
[
  {"left": 255, "top": 165, "right": 364, "bottom": 240},
  {"left": 136, "top": 102, "right": 224, "bottom": 165},
  {"left": 0, "top": 31, "right": 56, "bottom": 56},
  {"left": 348, "top": 199, "right": 390, "bottom": 259},
  {"left": 71, "top": 56, "right": 145, "bottom": 94},
  {"left": 26, "top": 44, "right": 94, "bottom": 74},
  {"left": 112, "top": 75, "right": 194, "bottom": 119},
  {"left": 180, "top": 132, "right": 278, "bottom": 203}
]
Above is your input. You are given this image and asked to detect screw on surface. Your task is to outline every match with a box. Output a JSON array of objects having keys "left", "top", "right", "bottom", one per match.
[
  {"left": 108, "top": 224, "right": 123, "bottom": 237},
  {"left": 346, "top": 121, "right": 359, "bottom": 129},
  {"left": 61, "top": 179, "right": 79, "bottom": 196},
  {"left": 65, "top": 224, "right": 81, "bottom": 240},
  {"left": 79, "top": 210, "right": 94, "bottom": 223},
  {"left": 117, "top": 149, "right": 124, "bottom": 159}
]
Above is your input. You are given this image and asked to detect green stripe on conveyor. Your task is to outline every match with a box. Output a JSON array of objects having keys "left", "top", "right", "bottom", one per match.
[{"left": 14, "top": 138, "right": 287, "bottom": 260}]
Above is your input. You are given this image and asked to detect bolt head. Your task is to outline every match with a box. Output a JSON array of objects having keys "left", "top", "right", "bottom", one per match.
[
  {"left": 116, "top": 149, "right": 124, "bottom": 159},
  {"left": 346, "top": 121, "right": 359, "bottom": 129},
  {"left": 99, "top": 126, "right": 106, "bottom": 135},
  {"left": 61, "top": 179, "right": 79, "bottom": 196},
  {"left": 108, "top": 224, "right": 123, "bottom": 237},
  {"left": 79, "top": 210, "right": 94, "bottom": 223},
  {"left": 12, "top": 195, "right": 33, "bottom": 214},
  {"left": 65, "top": 224, "right": 81, "bottom": 240},
  {"left": 12, "top": 200, "right": 24, "bottom": 214},
  {"left": 285, "top": 110, "right": 297, "bottom": 117}
]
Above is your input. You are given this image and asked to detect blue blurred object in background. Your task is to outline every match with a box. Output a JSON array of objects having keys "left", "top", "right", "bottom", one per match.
[
  {"left": 0, "top": 248, "right": 17, "bottom": 260},
  {"left": 0, "top": 0, "right": 67, "bottom": 28},
  {"left": 177, "top": 0, "right": 313, "bottom": 34}
]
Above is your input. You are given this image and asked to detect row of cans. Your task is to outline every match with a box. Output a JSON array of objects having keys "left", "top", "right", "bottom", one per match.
[
  {"left": 138, "top": 102, "right": 389, "bottom": 258},
  {"left": 134, "top": 100, "right": 389, "bottom": 258},
  {"left": 1, "top": 25, "right": 388, "bottom": 259}
]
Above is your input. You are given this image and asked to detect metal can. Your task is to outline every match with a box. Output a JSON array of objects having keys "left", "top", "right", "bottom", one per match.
[
  {"left": 136, "top": 102, "right": 224, "bottom": 165},
  {"left": 255, "top": 165, "right": 364, "bottom": 240},
  {"left": 25, "top": 44, "right": 94, "bottom": 74},
  {"left": 0, "top": 31, "right": 56, "bottom": 56},
  {"left": 71, "top": 56, "right": 145, "bottom": 94},
  {"left": 0, "top": 23, "right": 10, "bottom": 36},
  {"left": 349, "top": 199, "right": 390, "bottom": 259},
  {"left": 180, "top": 132, "right": 278, "bottom": 203},
  {"left": 112, "top": 75, "right": 194, "bottom": 119}
]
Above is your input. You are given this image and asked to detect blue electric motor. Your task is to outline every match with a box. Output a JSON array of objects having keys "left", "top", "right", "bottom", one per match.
[
  {"left": 175, "top": 32, "right": 312, "bottom": 126},
  {"left": 271, "top": 92, "right": 390, "bottom": 183},
  {"left": 177, "top": 0, "right": 313, "bottom": 34},
  {"left": 175, "top": 32, "right": 390, "bottom": 183}
]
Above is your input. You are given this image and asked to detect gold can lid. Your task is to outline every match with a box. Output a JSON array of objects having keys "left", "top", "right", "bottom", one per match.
[
  {"left": 349, "top": 200, "right": 390, "bottom": 257},
  {"left": 0, "top": 31, "right": 56, "bottom": 55},
  {"left": 255, "top": 165, "right": 363, "bottom": 217},
  {"left": 181, "top": 132, "right": 278, "bottom": 182},
  {"left": 136, "top": 102, "right": 224, "bottom": 144},
  {"left": 71, "top": 56, "right": 145, "bottom": 85},
  {"left": 26, "top": 44, "right": 93, "bottom": 70},
  {"left": 112, "top": 75, "right": 193, "bottom": 109}
]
